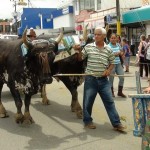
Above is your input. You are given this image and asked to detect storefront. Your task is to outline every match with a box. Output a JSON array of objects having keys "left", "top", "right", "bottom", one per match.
[{"left": 122, "top": 5, "right": 150, "bottom": 53}]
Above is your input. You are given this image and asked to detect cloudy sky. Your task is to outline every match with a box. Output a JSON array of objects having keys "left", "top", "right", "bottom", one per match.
[{"left": 0, "top": 0, "right": 62, "bottom": 19}]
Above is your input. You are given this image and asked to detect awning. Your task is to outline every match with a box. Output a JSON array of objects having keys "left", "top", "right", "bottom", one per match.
[{"left": 122, "top": 6, "right": 150, "bottom": 24}]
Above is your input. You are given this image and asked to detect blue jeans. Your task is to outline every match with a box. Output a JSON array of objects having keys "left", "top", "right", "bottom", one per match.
[
  {"left": 109, "top": 63, "right": 124, "bottom": 87},
  {"left": 83, "top": 76, "right": 121, "bottom": 127}
]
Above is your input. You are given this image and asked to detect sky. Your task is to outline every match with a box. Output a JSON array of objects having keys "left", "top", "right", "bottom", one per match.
[{"left": 0, "top": 0, "right": 62, "bottom": 19}]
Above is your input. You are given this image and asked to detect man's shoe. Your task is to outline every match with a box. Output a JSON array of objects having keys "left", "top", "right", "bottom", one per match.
[
  {"left": 114, "top": 124, "right": 127, "bottom": 132},
  {"left": 85, "top": 123, "right": 96, "bottom": 129}
]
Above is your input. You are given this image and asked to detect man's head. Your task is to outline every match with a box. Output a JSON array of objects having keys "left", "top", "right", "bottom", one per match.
[
  {"left": 94, "top": 27, "right": 106, "bottom": 43},
  {"left": 27, "top": 28, "right": 37, "bottom": 41},
  {"left": 122, "top": 38, "right": 127, "bottom": 45}
]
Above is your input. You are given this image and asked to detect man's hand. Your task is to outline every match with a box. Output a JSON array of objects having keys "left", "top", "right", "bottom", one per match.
[
  {"left": 102, "top": 69, "right": 111, "bottom": 76},
  {"left": 102, "top": 64, "right": 114, "bottom": 76},
  {"left": 73, "top": 44, "right": 81, "bottom": 51},
  {"left": 119, "top": 51, "right": 124, "bottom": 56}
]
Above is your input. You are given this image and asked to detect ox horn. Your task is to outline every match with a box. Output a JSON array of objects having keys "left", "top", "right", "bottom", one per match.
[
  {"left": 55, "top": 27, "right": 64, "bottom": 43},
  {"left": 105, "top": 23, "right": 109, "bottom": 33},
  {"left": 83, "top": 23, "right": 88, "bottom": 42},
  {"left": 22, "top": 27, "right": 31, "bottom": 48}
]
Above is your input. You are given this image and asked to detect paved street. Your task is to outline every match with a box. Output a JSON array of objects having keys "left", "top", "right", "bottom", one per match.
[{"left": 0, "top": 64, "right": 147, "bottom": 150}]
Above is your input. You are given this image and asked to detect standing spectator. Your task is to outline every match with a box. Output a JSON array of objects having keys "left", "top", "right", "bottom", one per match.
[
  {"left": 122, "top": 39, "right": 131, "bottom": 72},
  {"left": 116, "top": 35, "right": 121, "bottom": 45},
  {"left": 74, "top": 27, "right": 126, "bottom": 132},
  {"left": 138, "top": 34, "right": 148, "bottom": 78},
  {"left": 148, "top": 35, "right": 150, "bottom": 42},
  {"left": 144, "top": 41, "right": 150, "bottom": 75},
  {"left": 108, "top": 33, "right": 126, "bottom": 98},
  {"left": 130, "top": 35, "right": 135, "bottom": 56},
  {"left": 116, "top": 35, "right": 124, "bottom": 67}
]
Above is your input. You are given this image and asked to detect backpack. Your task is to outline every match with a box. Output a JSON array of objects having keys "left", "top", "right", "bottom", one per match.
[{"left": 145, "top": 44, "right": 150, "bottom": 60}]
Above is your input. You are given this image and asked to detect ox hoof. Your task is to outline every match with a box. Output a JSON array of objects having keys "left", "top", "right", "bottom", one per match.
[
  {"left": 42, "top": 99, "right": 51, "bottom": 105},
  {"left": 71, "top": 107, "right": 75, "bottom": 112},
  {"left": 23, "top": 118, "right": 34, "bottom": 125},
  {"left": 15, "top": 113, "right": 24, "bottom": 124},
  {"left": 23, "top": 112, "right": 35, "bottom": 124},
  {"left": 0, "top": 104, "right": 8, "bottom": 118},
  {"left": 76, "top": 110, "right": 83, "bottom": 119},
  {"left": 0, "top": 113, "right": 9, "bottom": 118}
]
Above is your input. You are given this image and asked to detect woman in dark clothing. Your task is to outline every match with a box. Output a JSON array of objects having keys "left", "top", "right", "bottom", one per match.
[{"left": 138, "top": 35, "right": 148, "bottom": 78}]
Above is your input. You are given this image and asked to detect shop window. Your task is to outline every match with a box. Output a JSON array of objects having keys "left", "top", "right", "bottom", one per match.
[
  {"left": 79, "top": 0, "right": 95, "bottom": 11},
  {"left": 0, "top": 25, "right": 3, "bottom": 32},
  {"left": 85, "top": 0, "right": 90, "bottom": 9},
  {"left": 80, "top": 0, "right": 84, "bottom": 10},
  {"left": 90, "top": 1, "right": 94, "bottom": 9},
  {"left": 5, "top": 25, "right": 10, "bottom": 33},
  {"left": 97, "top": 0, "right": 101, "bottom": 10}
]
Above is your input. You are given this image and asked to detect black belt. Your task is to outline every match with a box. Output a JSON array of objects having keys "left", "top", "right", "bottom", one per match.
[{"left": 89, "top": 75, "right": 106, "bottom": 80}]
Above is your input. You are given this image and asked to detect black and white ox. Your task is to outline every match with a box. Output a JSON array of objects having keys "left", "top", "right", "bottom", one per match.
[{"left": 0, "top": 28, "right": 62, "bottom": 124}]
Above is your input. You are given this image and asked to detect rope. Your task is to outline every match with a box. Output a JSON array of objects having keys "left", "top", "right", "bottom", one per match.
[
  {"left": 39, "top": 52, "right": 51, "bottom": 74},
  {"left": 53, "top": 73, "right": 134, "bottom": 77}
]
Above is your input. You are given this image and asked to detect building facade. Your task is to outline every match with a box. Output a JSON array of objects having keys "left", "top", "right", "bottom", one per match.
[
  {"left": 58, "top": 0, "right": 146, "bottom": 52},
  {"left": 18, "top": 8, "right": 57, "bottom": 36},
  {"left": 14, "top": 0, "right": 149, "bottom": 53},
  {"left": 0, "top": 22, "right": 11, "bottom": 34}
]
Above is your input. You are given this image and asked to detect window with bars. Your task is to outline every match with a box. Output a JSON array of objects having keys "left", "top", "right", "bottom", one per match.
[
  {"left": 0, "top": 25, "right": 3, "bottom": 32},
  {"left": 79, "top": 0, "right": 95, "bottom": 11},
  {"left": 97, "top": 0, "right": 101, "bottom": 10}
]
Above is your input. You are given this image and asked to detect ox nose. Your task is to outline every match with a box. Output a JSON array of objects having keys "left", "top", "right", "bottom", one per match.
[{"left": 41, "top": 74, "right": 53, "bottom": 84}]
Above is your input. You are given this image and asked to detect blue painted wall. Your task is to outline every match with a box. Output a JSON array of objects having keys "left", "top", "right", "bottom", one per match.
[
  {"left": 18, "top": 6, "right": 73, "bottom": 36},
  {"left": 18, "top": 8, "right": 57, "bottom": 36}
]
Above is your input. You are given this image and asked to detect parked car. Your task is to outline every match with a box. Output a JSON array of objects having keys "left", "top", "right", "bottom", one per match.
[{"left": 0, "top": 35, "right": 18, "bottom": 40}]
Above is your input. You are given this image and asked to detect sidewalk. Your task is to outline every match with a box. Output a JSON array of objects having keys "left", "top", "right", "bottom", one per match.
[{"left": 130, "top": 55, "right": 137, "bottom": 66}]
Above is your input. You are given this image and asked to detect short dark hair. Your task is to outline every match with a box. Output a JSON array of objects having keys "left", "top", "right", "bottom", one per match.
[{"left": 122, "top": 38, "right": 127, "bottom": 43}]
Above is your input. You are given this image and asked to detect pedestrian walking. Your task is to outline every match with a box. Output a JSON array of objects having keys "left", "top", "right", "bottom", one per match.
[
  {"left": 138, "top": 34, "right": 148, "bottom": 78},
  {"left": 108, "top": 33, "right": 126, "bottom": 98},
  {"left": 122, "top": 38, "right": 131, "bottom": 72},
  {"left": 74, "top": 27, "right": 126, "bottom": 132}
]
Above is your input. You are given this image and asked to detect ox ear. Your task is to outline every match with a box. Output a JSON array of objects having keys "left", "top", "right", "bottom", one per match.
[
  {"left": 83, "top": 23, "right": 88, "bottom": 42},
  {"left": 55, "top": 27, "right": 64, "bottom": 43},
  {"left": 22, "top": 27, "right": 32, "bottom": 49}
]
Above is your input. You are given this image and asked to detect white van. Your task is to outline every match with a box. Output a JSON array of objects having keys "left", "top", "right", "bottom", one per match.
[{"left": 0, "top": 35, "right": 18, "bottom": 40}]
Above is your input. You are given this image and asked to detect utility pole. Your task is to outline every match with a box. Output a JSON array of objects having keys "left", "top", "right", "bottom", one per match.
[
  {"left": 116, "top": 0, "right": 121, "bottom": 36},
  {"left": 10, "top": 0, "right": 27, "bottom": 34},
  {"left": 10, "top": 0, "right": 18, "bottom": 34}
]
